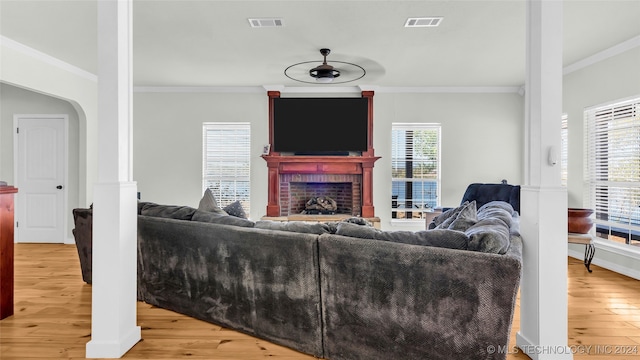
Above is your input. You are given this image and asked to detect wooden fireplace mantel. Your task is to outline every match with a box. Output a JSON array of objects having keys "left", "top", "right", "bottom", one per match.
[
  {"left": 262, "top": 155, "right": 380, "bottom": 217},
  {"left": 263, "top": 90, "right": 380, "bottom": 218}
]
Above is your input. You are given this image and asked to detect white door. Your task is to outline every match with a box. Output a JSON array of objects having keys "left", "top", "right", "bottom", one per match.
[{"left": 15, "top": 115, "right": 67, "bottom": 243}]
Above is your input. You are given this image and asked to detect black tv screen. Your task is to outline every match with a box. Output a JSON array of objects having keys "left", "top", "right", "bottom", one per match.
[{"left": 273, "top": 97, "right": 368, "bottom": 154}]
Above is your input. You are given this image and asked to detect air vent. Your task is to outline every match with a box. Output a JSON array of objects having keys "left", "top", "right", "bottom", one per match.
[
  {"left": 404, "top": 17, "right": 443, "bottom": 28},
  {"left": 248, "top": 18, "right": 284, "bottom": 28}
]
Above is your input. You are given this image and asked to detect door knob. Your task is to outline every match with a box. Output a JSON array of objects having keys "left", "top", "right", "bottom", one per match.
[{"left": 56, "top": 185, "right": 63, "bottom": 189}]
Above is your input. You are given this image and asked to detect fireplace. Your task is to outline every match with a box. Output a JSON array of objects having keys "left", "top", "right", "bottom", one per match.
[
  {"left": 281, "top": 175, "right": 361, "bottom": 216},
  {"left": 262, "top": 90, "right": 380, "bottom": 218}
]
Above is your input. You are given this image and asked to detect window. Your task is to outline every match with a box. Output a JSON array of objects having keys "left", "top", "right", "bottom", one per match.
[
  {"left": 561, "top": 114, "right": 568, "bottom": 186},
  {"left": 203, "top": 123, "right": 251, "bottom": 214},
  {"left": 584, "top": 96, "right": 640, "bottom": 245},
  {"left": 391, "top": 123, "right": 441, "bottom": 220}
]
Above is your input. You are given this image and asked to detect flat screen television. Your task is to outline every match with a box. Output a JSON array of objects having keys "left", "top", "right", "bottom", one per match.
[{"left": 273, "top": 97, "right": 368, "bottom": 155}]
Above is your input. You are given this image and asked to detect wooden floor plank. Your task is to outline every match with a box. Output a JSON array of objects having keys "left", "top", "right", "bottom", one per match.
[{"left": 1, "top": 244, "right": 640, "bottom": 359}]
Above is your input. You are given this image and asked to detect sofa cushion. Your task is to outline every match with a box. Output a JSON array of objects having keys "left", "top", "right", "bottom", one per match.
[
  {"left": 223, "top": 200, "right": 248, "bottom": 219},
  {"left": 335, "top": 222, "right": 378, "bottom": 239},
  {"left": 198, "top": 188, "right": 227, "bottom": 215},
  {"left": 465, "top": 218, "right": 511, "bottom": 254},
  {"left": 336, "top": 222, "right": 469, "bottom": 250},
  {"left": 341, "top": 217, "right": 373, "bottom": 227},
  {"left": 137, "top": 201, "right": 155, "bottom": 215},
  {"left": 141, "top": 203, "right": 197, "bottom": 220},
  {"left": 477, "top": 201, "right": 514, "bottom": 228},
  {"left": 255, "top": 220, "right": 332, "bottom": 235},
  {"left": 375, "top": 229, "right": 469, "bottom": 249},
  {"left": 191, "top": 210, "right": 255, "bottom": 228}
]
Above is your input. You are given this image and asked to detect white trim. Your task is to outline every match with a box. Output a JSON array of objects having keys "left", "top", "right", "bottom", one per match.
[
  {"left": 563, "top": 34, "right": 640, "bottom": 76},
  {"left": 133, "top": 85, "right": 523, "bottom": 94},
  {"left": 569, "top": 240, "right": 640, "bottom": 280},
  {"left": 583, "top": 94, "right": 640, "bottom": 113},
  {"left": 376, "top": 86, "right": 521, "bottom": 94},
  {"left": 133, "top": 86, "right": 264, "bottom": 93},
  {"left": 13, "top": 114, "right": 69, "bottom": 244},
  {"left": 0, "top": 36, "right": 97, "bottom": 82},
  {"left": 516, "top": 331, "right": 573, "bottom": 360}
]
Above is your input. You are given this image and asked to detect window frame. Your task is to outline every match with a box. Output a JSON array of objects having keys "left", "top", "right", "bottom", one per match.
[
  {"left": 584, "top": 96, "right": 640, "bottom": 246},
  {"left": 391, "top": 123, "right": 441, "bottom": 222},
  {"left": 202, "top": 122, "right": 251, "bottom": 215}
]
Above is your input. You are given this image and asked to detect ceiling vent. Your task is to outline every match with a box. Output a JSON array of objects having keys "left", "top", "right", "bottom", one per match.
[
  {"left": 248, "top": 18, "right": 284, "bottom": 28},
  {"left": 404, "top": 17, "right": 443, "bottom": 28}
]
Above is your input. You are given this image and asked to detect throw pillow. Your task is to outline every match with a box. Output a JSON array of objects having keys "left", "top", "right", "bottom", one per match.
[
  {"left": 191, "top": 210, "right": 255, "bottom": 228},
  {"left": 223, "top": 200, "right": 247, "bottom": 219},
  {"left": 447, "top": 200, "right": 478, "bottom": 232},
  {"left": 431, "top": 201, "right": 469, "bottom": 229},
  {"left": 197, "top": 188, "right": 227, "bottom": 215}
]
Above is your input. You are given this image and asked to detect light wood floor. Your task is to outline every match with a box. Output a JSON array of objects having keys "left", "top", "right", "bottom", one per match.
[{"left": 1, "top": 244, "right": 640, "bottom": 360}]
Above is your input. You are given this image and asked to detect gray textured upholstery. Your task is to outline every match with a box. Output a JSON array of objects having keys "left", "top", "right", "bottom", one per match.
[
  {"left": 71, "top": 207, "right": 93, "bottom": 284},
  {"left": 131, "top": 204, "right": 522, "bottom": 360},
  {"left": 137, "top": 216, "right": 324, "bottom": 357},
  {"left": 318, "top": 234, "right": 522, "bottom": 360}
]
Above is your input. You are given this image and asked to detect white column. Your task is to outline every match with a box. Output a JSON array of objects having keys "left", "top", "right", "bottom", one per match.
[
  {"left": 517, "top": 1, "right": 571, "bottom": 360},
  {"left": 86, "top": 0, "right": 141, "bottom": 358}
]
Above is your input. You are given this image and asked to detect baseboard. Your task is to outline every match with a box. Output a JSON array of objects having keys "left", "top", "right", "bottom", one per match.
[
  {"left": 65, "top": 237, "right": 75, "bottom": 245},
  {"left": 85, "top": 326, "right": 141, "bottom": 358},
  {"left": 516, "top": 332, "right": 574, "bottom": 360},
  {"left": 569, "top": 246, "right": 640, "bottom": 280}
]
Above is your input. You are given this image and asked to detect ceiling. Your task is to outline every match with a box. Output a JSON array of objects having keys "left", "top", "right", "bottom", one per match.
[{"left": 1, "top": 0, "right": 639, "bottom": 88}]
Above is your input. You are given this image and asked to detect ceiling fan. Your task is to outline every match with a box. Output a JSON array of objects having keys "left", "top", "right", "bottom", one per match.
[{"left": 284, "top": 48, "right": 367, "bottom": 84}]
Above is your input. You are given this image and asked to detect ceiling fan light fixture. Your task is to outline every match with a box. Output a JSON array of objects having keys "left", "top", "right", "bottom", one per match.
[
  {"left": 309, "top": 49, "right": 341, "bottom": 82},
  {"left": 309, "top": 65, "right": 341, "bottom": 82},
  {"left": 284, "top": 48, "right": 365, "bottom": 84}
]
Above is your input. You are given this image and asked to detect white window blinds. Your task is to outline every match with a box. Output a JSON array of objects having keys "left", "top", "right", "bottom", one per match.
[
  {"left": 391, "top": 123, "right": 441, "bottom": 220},
  {"left": 584, "top": 97, "right": 640, "bottom": 243},
  {"left": 203, "top": 123, "right": 251, "bottom": 214}
]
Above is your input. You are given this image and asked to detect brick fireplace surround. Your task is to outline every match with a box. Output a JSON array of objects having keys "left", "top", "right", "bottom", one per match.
[{"left": 262, "top": 90, "right": 380, "bottom": 220}]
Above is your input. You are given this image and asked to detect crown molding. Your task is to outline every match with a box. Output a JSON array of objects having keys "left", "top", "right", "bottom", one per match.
[
  {"left": 135, "top": 85, "right": 521, "bottom": 94},
  {"left": 133, "top": 86, "right": 263, "bottom": 93},
  {"left": 0, "top": 36, "right": 97, "bottom": 83},
  {"left": 563, "top": 34, "right": 640, "bottom": 76},
  {"left": 375, "top": 86, "right": 521, "bottom": 94}
]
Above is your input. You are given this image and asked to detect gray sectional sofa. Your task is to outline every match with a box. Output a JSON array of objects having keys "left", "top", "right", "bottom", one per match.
[{"left": 131, "top": 199, "right": 523, "bottom": 360}]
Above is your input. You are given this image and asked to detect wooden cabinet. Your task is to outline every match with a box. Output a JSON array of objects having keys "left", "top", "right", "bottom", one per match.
[{"left": 0, "top": 185, "right": 18, "bottom": 320}]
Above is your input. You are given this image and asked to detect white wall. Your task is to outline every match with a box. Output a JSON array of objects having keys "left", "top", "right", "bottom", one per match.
[
  {"left": 133, "top": 91, "right": 269, "bottom": 220},
  {"left": 374, "top": 92, "right": 524, "bottom": 230},
  {"left": 0, "top": 83, "right": 81, "bottom": 239},
  {"left": 563, "top": 46, "right": 640, "bottom": 277},
  {"left": 564, "top": 46, "right": 640, "bottom": 207},
  {"left": 133, "top": 90, "right": 524, "bottom": 230},
  {"left": 1, "top": 37, "right": 98, "bottom": 207}
]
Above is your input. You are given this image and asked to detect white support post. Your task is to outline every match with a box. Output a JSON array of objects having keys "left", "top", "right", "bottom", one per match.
[
  {"left": 517, "top": 1, "right": 571, "bottom": 360},
  {"left": 86, "top": 0, "right": 141, "bottom": 357}
]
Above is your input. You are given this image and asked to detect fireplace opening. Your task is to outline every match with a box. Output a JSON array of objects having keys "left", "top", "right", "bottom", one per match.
[{"left": 289, "top": 182, "right": 354, "bottom": 215}]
